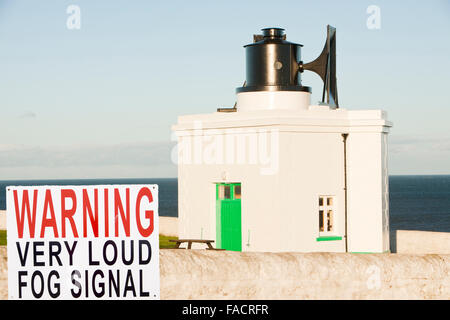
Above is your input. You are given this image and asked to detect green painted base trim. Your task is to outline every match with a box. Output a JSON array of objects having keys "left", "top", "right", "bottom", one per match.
[{"left": 316, "top": 236, "right": 342, "bottom": 242}]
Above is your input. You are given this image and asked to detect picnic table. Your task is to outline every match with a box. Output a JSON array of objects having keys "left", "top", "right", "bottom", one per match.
[{"left": 169, "top": 239, "right": 224, "bottom": 250}]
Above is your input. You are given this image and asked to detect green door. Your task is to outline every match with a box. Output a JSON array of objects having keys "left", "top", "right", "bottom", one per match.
[{"left": 216, "top": 183, "right": 242, "bottom": 251}]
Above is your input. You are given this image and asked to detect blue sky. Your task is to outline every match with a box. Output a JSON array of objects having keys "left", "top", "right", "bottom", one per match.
[{"left": 0, "top": 0, "right": 449, "bottom": 179}]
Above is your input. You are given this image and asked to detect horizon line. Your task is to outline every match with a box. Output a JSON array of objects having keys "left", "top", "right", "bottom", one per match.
[{"left": 1, "top": 174, "right": 450, "bottom": 182}]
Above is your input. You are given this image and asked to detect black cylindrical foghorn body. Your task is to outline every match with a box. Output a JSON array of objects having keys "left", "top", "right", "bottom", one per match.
[{"left": 237, "top": 28, "right": 311, "bottom": 93}]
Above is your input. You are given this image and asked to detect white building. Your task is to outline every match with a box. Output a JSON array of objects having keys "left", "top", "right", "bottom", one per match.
[{"left": 172, "top": 27, "right": 392, "bottom": 253}]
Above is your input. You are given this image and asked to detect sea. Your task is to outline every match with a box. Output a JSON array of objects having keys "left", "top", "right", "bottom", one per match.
[{"left": 0, "top": 176, "right": 449, "bottom": 234}]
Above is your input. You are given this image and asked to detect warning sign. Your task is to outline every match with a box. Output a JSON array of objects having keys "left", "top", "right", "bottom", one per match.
[{"left": 6, "top": 184, "right": 160, "bottom": 300}]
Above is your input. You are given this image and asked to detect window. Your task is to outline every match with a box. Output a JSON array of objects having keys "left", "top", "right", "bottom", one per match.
[
  {"left": 219, "top": 184, "right": 231, "bottom": 199},
  {"left": 218, "top": 185, "right": 231, "bottom": 199},
  {"left": 224, "top": 185, "right": 231, "bottom": 199},
  {"left": 218, "top": 185, "right": 224, "bottom": 199},
  {"left": 319, "top": 210, "right": 324, "bottom": 231},
  {"left": 327, "top": 197, "right": 333, "bottom": 206},
  {"left": 318, "top": 196, "right": 335, "bottom": 235},
  {"left": 217, "top": 183, "right": 241, "bottom": 200},
  {"left": 234, "top": 185, "right": 241, "bottom": 199},
  {"left": 327, "top": 210, "right": 333, "bottom": 231}
]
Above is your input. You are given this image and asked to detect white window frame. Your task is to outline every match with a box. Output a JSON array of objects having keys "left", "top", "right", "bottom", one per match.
[{"left": 318, "top": 195, "right": 337, "bottom": 237}]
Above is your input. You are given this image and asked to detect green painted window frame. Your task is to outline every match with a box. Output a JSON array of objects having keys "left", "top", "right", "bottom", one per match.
[{"left": 316, "top": 236, "right": 342, "bottom": 242}]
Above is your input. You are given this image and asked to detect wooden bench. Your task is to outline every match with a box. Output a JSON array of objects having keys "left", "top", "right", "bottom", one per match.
[{"left": 169, "top": 239, "right": 225, "bottom": 250}]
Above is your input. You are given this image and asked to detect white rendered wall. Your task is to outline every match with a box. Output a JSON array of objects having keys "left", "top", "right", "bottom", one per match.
[
  {"left": 253, "top": 132, "right": 346, "bottom": 252},
  {"left": 346, "top": 132, "right": 390, "bottom": 253},
  {"left": 173, "top": 108, "right": 391, "bottom": 253},
  {"left": 176, "top": 130, "right": 346, "bottom": 252}
]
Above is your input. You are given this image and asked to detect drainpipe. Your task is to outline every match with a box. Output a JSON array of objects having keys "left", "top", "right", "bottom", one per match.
[{"left": 342, "top": 133, "right": 349, "bottom": 253}]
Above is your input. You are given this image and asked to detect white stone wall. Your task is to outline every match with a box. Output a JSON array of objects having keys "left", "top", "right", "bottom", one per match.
[
  {"left": 1, "top": 234, "right": 449, "bottom": 299},
  {"left": 396, "top": 230, "right": 450, "bottom": 254},
  {"left": 159, "top": 216, "right": 178, "bottom": 237},
  {"left": 1, "top": 247, "right": 449, "bottom": 300},
  {"left": 159, "top": 250, "right": 449, "bottom": 299},
  {"left": 0, "top": 247, "right": 6, "bottom": 299}
]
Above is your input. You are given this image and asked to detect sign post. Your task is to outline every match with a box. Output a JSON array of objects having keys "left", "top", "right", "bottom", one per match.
[{"left": 6, "top": 184, "right": 160, "bottom": 300}]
